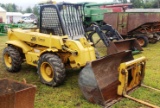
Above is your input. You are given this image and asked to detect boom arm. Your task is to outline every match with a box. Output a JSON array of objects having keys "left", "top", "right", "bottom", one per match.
[
  {"left": 85, "top": 25, "right": 111, "bottom": 47},
  {"left": 101, "top": 24, "right": 123, "bottom": 40}
]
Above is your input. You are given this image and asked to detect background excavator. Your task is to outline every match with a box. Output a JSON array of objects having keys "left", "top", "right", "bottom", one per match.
[{"left": 2, "top": 2, "right": 160, "bottom": 108}]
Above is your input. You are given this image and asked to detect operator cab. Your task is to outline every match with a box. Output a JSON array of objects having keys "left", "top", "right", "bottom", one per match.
[{"left": 39, "top": 3, "right": 85, "bottom": 40}]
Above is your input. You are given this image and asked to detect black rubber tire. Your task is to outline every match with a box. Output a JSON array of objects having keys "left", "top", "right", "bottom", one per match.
[
  {"left": 2, "top": 46, "right": 22, "bottom": 72},
  {"left": 136, "top": 36, "right": 149, "bottom": 47},
  {"left": 38, "top": 53, "right": 66, "bottom": 87}
]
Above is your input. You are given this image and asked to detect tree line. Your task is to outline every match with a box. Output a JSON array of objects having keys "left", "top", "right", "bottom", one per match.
[
  {"left": 0, "top": 3, "right": 39, "bottom": 16},
  {"left": 0, "top": 0, "right": 160, "bottom": 16},
  {"left": 117, "top": 0, "right": 160, "bottom": 8}
]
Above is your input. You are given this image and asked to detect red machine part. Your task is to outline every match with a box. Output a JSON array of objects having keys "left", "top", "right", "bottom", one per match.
[{"left": 100, "top": 3, "right": 132, "bottom": 12}]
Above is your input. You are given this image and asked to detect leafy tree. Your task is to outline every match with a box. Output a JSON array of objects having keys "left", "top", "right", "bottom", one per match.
[
  {"left": 0, "top": 3, "right": 6, "bottom": 9},
  {"left": 5, "top": 3, "right": 13, "bottom": 12},
  {"left": 130, "top": 0, "right": 144, "bottom": 8},
  {"left": 143, "top": 1, "right": 153, "bottom": 8},
  {"left": 12, "top": 3, "right": 18, "bottom": 12},
  {"left": 33, "top": 5, "right": 39, "bottom": 16},
  {"left": 25, "top": 7, "right": 32, "bottom": 13},
  {"left": 130, "top": 0, "right": 157, "bottom": 8},
  {"left": 118, "top": 0, "right": 128, "bottom": 3},
  {"left": 0, "top": 3, "right": 19, "bottom": 12},
  {"left": 153, "top": 0, "right": 160, "bottom": 8}
]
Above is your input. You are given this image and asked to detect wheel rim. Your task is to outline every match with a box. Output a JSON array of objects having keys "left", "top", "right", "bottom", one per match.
[
  {"left": 4, "top": 53, "right": 12, "bottom": 68},
  {"left": 40, "top": 62, "right": 54, "bottom": 82},
  {"left": 137, "top": 38, "right": 145, "bottom": 46}
]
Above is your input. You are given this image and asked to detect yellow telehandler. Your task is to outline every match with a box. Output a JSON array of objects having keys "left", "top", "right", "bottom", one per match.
[{"left": 2, "top": 3, "right": 160, "bottom": 107}]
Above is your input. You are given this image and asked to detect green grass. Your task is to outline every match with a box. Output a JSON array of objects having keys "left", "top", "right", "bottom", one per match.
[{"left": 0, "top": 36, "right": 160, "bottom": 108}]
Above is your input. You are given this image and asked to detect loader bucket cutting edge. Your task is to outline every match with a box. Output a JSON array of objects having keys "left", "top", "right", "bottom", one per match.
[
  {"left": 107, "top": 39, "right": 143, "bottom": 55},
  {"left": 78, "top": 51, "right": 160, "bottom": 107}
]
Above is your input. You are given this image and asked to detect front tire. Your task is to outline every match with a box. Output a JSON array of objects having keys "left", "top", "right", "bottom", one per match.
[
  {"left": 38, "top": 53, "right": 66, "bottom": 87},
  {"left": 2, "top": 46, "right": 22, "bottom": 72}
]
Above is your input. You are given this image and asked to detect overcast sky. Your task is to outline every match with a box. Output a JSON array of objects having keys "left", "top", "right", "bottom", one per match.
[{"left": 1, "top": 0, "right": 114, "bottom": 9}]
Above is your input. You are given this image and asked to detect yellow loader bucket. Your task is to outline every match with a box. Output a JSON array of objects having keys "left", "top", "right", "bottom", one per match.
[
  {"left": 107, "top": 39, "right": 143, "bottom": 55},
  {"left": 79, "top": 51, "right": 160, "bottom": 107}
]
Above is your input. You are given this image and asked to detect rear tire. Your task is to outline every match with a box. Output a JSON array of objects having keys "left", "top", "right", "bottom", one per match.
[
  {"left": 2, "top": 46, "right": 22, "bottom": 72},
  {"left": 136, "top": 36, "right": 149, "bottom": 47},
  {"left": 38, "top": 53, "right": 66, "bottom": 87}
]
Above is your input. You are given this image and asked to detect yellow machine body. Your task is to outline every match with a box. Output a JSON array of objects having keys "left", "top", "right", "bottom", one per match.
[{"left": 7, "top": 28, "right": 96, "bottom": 68}]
